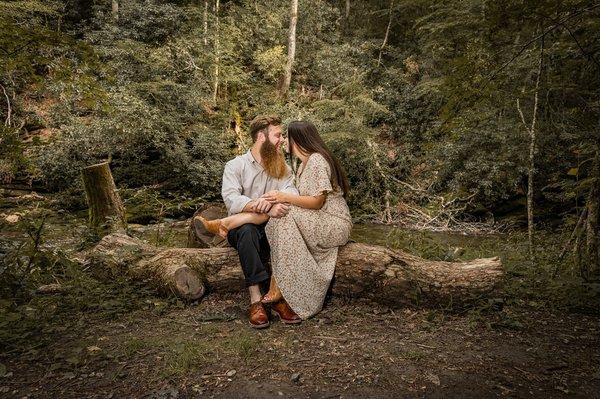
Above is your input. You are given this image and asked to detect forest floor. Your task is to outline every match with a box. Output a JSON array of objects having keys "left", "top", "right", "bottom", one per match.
[
  {"left": 2, "top": 294, "right": 600, "bottom": 399},
  {"left": 1, "top": 195, "right": 600, "bottom": 398}
]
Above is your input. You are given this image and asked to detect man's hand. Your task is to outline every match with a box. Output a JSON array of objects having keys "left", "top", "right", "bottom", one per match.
[
  {"left": 253, "top": 197, "right": 273, "bottom": 214},
  {"left": 268, "top": 203, "right": 290, "bottom": 218},
  {"left": 261, "top": 190, "right": 289, "bottom": 204}
]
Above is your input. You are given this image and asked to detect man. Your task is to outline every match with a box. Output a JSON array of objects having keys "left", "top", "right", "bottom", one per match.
[{"left": 221, "top": 114, "right": 301, "bottom": 329}]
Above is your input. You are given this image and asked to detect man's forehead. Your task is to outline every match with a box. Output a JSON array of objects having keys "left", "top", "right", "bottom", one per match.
[{"left": 267, "top": 125, "right": 282, "bottom": 135}]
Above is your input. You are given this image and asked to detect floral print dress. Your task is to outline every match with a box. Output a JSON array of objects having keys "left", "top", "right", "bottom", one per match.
[{"left": 265, "top": 153, "right": 352, "bottom": 319}]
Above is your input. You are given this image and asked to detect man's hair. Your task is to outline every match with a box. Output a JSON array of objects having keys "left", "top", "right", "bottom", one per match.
[{"left": 249, "top": 115, "right": 281, "bottom": 142}]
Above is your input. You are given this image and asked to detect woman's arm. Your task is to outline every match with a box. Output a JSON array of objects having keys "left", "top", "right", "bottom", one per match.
[{"left": 262, "top": 191, "right": 326, "bottom": 210}]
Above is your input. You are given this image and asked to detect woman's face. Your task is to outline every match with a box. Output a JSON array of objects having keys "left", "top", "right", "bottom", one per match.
[{"left": 284, "top": 135, "right": 301, "bottom": 157}]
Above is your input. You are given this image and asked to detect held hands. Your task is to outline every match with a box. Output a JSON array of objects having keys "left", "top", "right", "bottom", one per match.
[
  {"left": 268, "top": 203, "right": 290, "bottom": 218},
  {"left": 252, "top": 197, "right": 273, "bottom": 213},
  {"left": 261, "top": 190, "right": 288, "bottom": 204}
]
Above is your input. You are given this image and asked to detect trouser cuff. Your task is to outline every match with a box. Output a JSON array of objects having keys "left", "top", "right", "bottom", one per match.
[{"left": 245, "top": 270, "right": 270, "bottom": 287}]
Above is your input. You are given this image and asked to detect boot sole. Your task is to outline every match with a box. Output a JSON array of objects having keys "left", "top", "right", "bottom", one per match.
[
  {"left": 249, "top": 321, "right": 270, "bottom": 329},
  {"left": 274, "top": 313, "right": 302, "bottom": 325}
]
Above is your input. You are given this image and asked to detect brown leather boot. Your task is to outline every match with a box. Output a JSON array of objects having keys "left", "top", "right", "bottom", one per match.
[
  {"left": 248, "top": 301, "right": 269, "bottom": 329},
  {"left": 271, "top": 299, "right": 301, "bottom": 324},
  {"left": 195, "top": 216, "right": 227, "bottom": 238},
  {"left": 260, "top": 276, "right": 283, "bottom": 304}
]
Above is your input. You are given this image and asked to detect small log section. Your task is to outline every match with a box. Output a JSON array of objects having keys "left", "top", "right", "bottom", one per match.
[
  {"left": 81, "top": 162, "right": 127, "bottom": 236},
  {"left": 87, "top": 233, "right": 206, "bottom": 300},
  {"left": 88, "top": 232, "right": 503, "bottom": 308}
]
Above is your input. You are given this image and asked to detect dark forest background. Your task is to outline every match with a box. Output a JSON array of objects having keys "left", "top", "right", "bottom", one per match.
[{"left": 2, "top": 0, "right": 598, "bottom": 222}]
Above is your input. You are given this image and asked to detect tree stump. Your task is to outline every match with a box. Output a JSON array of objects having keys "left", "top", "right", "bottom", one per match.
[{"left": 81, "top": 162, "right": 127, "bottom": 236}]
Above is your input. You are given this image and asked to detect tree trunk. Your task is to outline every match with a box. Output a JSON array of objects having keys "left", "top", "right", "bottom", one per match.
[
  {"left": 203, "top": 0, "right": 208, "bottom": 46},
  {"left": 516, "top": 35, "right": 544, "bottom": 262},
  {"left": 87, "top": 232, "right": 503, "bottom": 308},
  {"left": 582, "top": 153, "right": 600, "bottom": 279},
  {"left": 280, "top": 0, "right": 298, "bottom": 97},
  {"left": 377, "top": 0, "right": 394, "bottom": 67},
  {"left": 81, "top": 162, "right": 127, "bottom": 236},
  {"left": 1, "top": 83, "right": 11, "bottom": 127},
  {"left": 345, "top": 0, "right": 350, "bottom": 19},
  {"left": 111, "top": 0, "right": 119, "bottom": 20},
  {"left": 212, "top": 0, "right": 220, "bottom": 104}
]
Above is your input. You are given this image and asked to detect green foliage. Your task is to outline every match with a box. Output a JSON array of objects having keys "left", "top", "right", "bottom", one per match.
[
  {"left": 0, "top": 212, "right": 50, "bottom": 299},
  {"left": 33, "top": 90, "right": 227, "bottom": 197},
  {"left": 3, "top": 0, "right": 599, "bottom": 220},
  {"left": 0, "top": 126, "right": 37, "bottom": 184},
  {"left": 253, "top": 45, "right": 286, "bottom": 82}
]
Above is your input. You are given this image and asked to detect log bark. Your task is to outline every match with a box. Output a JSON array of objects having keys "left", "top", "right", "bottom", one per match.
[
  {"left": 87, "top": 232, "right": 503, "bottom": 308},
  {"left": 81, "top": 162, "right": 127, "bottom": 236},
  {"left": 88, "top": 233, "right": 206, "bottom": 300}
]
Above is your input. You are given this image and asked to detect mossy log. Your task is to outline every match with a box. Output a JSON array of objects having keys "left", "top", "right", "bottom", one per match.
[
  {"left": 81, "top": 162, "right": 127, "bottom": 236},
  {"left": 88, "top": 233, "right": 206, "bottom": 300},
  {"left": 88, "top": 232, "right": 503, "bottom": 307}
]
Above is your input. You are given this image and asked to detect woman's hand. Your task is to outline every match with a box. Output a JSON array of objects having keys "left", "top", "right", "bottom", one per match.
[{"left": 261, "top": 190, "right": 289, "bottom": 204}]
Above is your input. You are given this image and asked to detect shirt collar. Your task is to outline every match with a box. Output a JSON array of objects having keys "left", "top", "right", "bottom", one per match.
[{"left": 243, "top": 150, "right": 257, "bottom": 164}]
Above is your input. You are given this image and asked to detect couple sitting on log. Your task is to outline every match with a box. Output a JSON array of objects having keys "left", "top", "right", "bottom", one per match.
[{"left": 196, "top": 115, "right": 352, "bottom": 329}]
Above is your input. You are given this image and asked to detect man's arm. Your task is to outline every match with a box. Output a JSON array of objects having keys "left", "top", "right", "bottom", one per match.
[{"left": 222, "top": 161, "right": 253, "bottom": 215}]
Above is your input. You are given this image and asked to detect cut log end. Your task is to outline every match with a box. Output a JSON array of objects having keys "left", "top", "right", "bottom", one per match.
[{"left": 173, "top": 267, "right": 205, "bottom": 300}]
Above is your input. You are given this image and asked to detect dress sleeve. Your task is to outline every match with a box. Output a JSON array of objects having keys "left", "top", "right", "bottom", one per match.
[{"left": 305, "top": 153, "right": 333, "bottom": 197}]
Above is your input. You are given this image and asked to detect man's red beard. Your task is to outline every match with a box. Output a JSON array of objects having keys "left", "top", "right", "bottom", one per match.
[{"left": 260, "top": 140, "right": 287, "bottom": 179}]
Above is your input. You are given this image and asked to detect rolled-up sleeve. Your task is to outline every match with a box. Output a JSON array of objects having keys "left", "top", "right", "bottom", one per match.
[
  {"left": 222, "top": 161, "right": 252, "bottom": 215},
  {"left": 278, "top": 166, "right": 299, "bottom": 195}
]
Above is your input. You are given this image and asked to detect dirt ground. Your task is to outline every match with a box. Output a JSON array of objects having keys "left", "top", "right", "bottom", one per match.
[
  {"left": 1, "top": 202, "right": 599, "bottom": 398},
  {"left": 2, "top": 290, "right": 599, "bottom": 399}
]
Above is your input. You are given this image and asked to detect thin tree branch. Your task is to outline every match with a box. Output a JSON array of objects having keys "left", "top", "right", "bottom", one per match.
[
  {"left": 533, "top": 9, "right": 600, "bottom": 71},
  {"left": 488, "top": 4, "right": 599, "bottom": 83},
  {"left": 0, "top": 39, "right": 36, "bottom": 57},
  {"left": 516, "top": 98, "right": 529, "bottom": 132},
  {"left": 377, "top": 0, "right": 394, "bottom": 67},
  {"left": 1, "top": 83, "right": 12, "bottom": 127},
  {"left": 441, "top": 3, "right": 600, "bottom": 126}
]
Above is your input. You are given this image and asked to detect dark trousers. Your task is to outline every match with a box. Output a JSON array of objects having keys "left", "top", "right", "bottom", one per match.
[{"left": 227, "top": 222, "right": 271, "bottom": 288}]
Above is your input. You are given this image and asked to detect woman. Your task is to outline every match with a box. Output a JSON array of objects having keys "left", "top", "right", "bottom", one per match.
[
  {"left": 262, "top": 121, "right": 352, "bottom": 319},
  {"left": 198, "top": 121, "right": 352, "bottom": 319}
]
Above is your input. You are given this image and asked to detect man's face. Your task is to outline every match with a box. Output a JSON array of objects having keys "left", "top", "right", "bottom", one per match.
[
  {"left": 265, "top": 125, "right": 283, "bottom": 150},
  {"left": 259, "top": 124, "right": 287, "bottom": 179}
]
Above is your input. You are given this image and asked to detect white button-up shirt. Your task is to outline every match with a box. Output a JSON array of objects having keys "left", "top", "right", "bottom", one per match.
[{"left": 221, "top": 151, "right": 299, "bottom": 215}]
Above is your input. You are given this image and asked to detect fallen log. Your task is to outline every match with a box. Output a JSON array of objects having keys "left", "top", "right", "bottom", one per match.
[
  {"left": 87, "top": 232, "right": 503, "bottom": 307},
  {"left": 87, "top": 233, "right": 206, "bottom": 300}
]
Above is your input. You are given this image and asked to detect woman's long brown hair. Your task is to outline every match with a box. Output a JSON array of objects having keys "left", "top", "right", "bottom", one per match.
[{"left": 287, "top": 121, "right": 350, "bottom": 197}]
